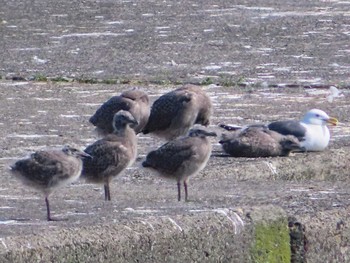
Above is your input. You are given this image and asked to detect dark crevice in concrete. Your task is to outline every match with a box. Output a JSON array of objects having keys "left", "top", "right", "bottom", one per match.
[{"left": 289, "top": 216, "right": 308, "bottom": 263}]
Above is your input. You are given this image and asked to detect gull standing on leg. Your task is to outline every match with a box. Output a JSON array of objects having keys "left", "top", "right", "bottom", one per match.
[
  {"left": 142, "top": 129, "right": 216, "bottom": 201},
  {"left": 10, "top": 145, "right": 90, "bottom": 221},
  {"left": 83, "top": 111, "right": 138, "bottom": 201}
]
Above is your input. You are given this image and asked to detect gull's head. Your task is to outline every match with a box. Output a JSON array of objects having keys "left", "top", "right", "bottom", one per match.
[
  {"left": 302, "top": 109, "right": 338, "bottom": 126},
  {"left": 113, "top": 110, "right": 138, "bottom": 130},
  {"left": 62, "top": 145, "right": 91, "bottom": 159},
  {"left": 188, "top": 129, "right": 217, "bottom": 138}
]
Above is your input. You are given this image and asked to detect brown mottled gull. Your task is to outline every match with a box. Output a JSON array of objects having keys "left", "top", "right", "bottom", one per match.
[
  {"left": 219, "top": 125, "right": 301, "bottom": 157},
  {"left": 83, "top": 110, "right": 138, "bottom": 201},
  {"left": 89, "top": 89, "right": 150, "bottom": 136},
  {"left": 142, "top": 129, "right": 216, "bottom": 201},
  {"left": 142, "top": 85, "right": 212, "bottom": 140},
  {"left": 10, "top": 145, "right": 90, "bottom": 221}
]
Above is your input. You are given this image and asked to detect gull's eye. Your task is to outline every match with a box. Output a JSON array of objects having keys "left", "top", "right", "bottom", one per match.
[{"left": 315, "top": 114, "right": 320, "bottom": 118}]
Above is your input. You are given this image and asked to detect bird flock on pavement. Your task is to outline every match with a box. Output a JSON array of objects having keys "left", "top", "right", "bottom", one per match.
[{"left": 9, "top": 84, "right": 338, "bottom": 221}]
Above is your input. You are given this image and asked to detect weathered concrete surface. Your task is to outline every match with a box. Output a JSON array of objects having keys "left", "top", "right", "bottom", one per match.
[
  {"left": 0, "top": 206, "right": 289, "bottom": 263},
  {"left": 300, "top": 208, "right": 350, "bottom": 263},
  {"left": 1, "top": 0, "right": 350, "bottom": 86},
  {"left": 0, "top": 82, "right": 349, "bottom": 262},
  {"left": 1, "top": 0, "right": 350, "bottom": 261}
]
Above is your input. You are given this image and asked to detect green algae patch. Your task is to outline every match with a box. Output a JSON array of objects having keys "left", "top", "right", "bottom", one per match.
[{"left": 251, "top": 218, "right": 290, "bottom": 263}]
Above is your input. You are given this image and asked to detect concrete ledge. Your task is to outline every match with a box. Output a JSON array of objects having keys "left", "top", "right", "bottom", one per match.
[
  {"left": 210, "top": 148, "right": 350, "bottom": 181},
  {"left": 0, "top": 206, "right": 290, "bottom": 263},
  {"left": 296, "top": 208, "right": 350, "bottom": 263}
]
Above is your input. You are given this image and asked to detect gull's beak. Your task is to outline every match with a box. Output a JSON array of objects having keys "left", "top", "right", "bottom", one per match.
[
  {"left": 80, "top": 151, "right": 92, "bottom": 159},
  {"left": 326, "top": 117, "right": 338, "bottom": 126},
  {"left": 204, "top": 131, "right": 217, "bottom": 137},
  {"left": 129, "top": 119, "right": 139, "bottom": 128}
]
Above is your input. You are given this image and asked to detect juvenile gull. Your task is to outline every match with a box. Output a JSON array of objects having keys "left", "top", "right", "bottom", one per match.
[
  {"left": 83, "top": 110, "right": 138, "bottom": 201},
  {"left": 142, "top": 84, "right": 212, "bottom": 140},
  {"left": 89, "top": 89, "right": 150, "bottom": 136},
  {"left": 10, "top": 145, "right": 90, "bottom": 221},
  {"left": 142, "top": 129, "right": 216, "bottom": 201},
  {"left": 268, "top": 109, "right": 338, "bottom": 151},
  {"left": 219, "top": 125, "right": 301, "bottom": 157}
]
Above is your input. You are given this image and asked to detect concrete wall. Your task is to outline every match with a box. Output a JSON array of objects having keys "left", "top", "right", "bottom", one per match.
[{"left": 1, "top": 206, "right": 291, "bottom": 263}]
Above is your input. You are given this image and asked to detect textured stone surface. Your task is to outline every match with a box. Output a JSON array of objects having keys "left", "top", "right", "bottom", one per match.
[
  {"left": 1, "top": 0, "right": 350, "bottom": 261},
  {"left": 0, "top": 206, "right": 287, "bottom": 263},
  {"left": 0, "top": 82, "right": 349, "bottom": 262},
  {"left": 1, "top": 0, "right": 350, "bottom": 86}
]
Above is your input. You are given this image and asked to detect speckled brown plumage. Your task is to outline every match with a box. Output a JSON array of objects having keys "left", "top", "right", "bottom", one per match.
[
  {"left": 90, "top": 89, "right": 150, "bottom": 136},
  {"left": 143, "top": 85, "right": 212, "bottom": 140},
  {"left": 83, "top": 110, "right": 138, "bottom": 201},
  {"left": 142, "top": 129, "right": 216, "bottom": 201},
  {"left": 10, "top": 145, "right": 90, "bottom": 221},
  {"left": 219, "top": 125, "right": 301, "bottom": 157}
]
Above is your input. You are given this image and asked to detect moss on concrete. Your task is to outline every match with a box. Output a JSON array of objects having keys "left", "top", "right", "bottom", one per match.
[{"left": 251, "top": 218, "right": 291, "bottom": 263}]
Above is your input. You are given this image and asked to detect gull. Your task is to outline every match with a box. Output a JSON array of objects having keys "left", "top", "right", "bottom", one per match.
[
  {"left": 10, "top": 145, "right": 90, "bottom": 221},
  {"left": 89, "top": 89, "right": 150, "bottom": 136},
  {"left": 142, "top": 84, "right": 212, "bottom": 140},
  {"left": 83, "top": 111, "right": 138, "bottom": 201},
  {"left": 142, "top": 129, "right": 216, "bottom": 201},
  {"left": 219, "top": 125, "right": 301, "bottom": 157},
  {"left": 268, "top": 109, "right": 338, "bottom": 151}
]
